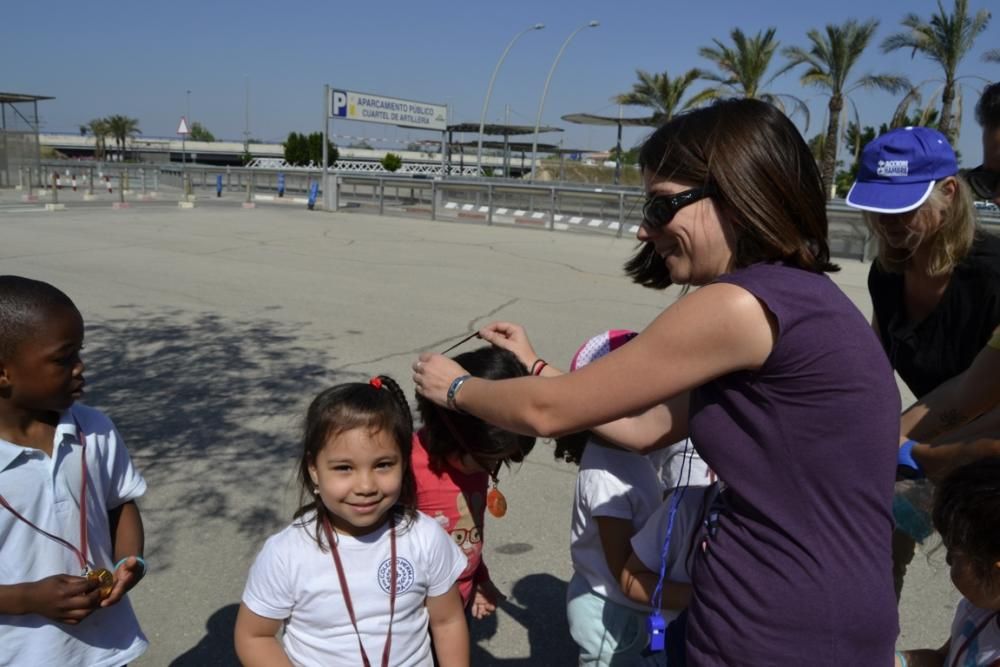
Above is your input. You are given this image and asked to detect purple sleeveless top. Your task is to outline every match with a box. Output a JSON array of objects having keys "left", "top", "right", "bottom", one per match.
[{"left": 685, "top": 263, "right": 899, "bottom": 665}]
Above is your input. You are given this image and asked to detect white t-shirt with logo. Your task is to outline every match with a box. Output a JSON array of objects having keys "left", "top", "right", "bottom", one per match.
[
  {"left": 570, "top": 440, "right": 664, "bottom": 610},
  {"left": 242, "top": 510, "right": 466, "bottom": 667},
  {"left": 945, "top": 598, "right": 1000, "bottom": 667}
]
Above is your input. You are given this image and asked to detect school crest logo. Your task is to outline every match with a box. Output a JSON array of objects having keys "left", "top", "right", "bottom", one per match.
[{"left": 377, "top": 557, "right": 415, "bottom": 594}]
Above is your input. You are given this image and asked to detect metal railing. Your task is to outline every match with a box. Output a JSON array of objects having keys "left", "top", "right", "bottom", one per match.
[{"left": 21, "top": 161, "right": 1000, "bottom": 261}]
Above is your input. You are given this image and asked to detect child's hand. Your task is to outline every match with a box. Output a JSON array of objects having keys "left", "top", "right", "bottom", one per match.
[
  {"left": 471, "top": 579, "right": 506, "bottom": 619},
  {"left": 101, "top": 557, "right": 145, "bottom": 608},
  {"left": 24, "top": 574, "right": 102, "bottom": 624},
  {"left": 478, "top": 322, "right": 537, "bottom": 368}
]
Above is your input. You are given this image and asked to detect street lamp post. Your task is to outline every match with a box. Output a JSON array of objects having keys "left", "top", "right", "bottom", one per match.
[
  {"left": 476, "top": 23, "right": 544, "bottom": 176},
  {"left": 530, "top": 21, "right": 599, "bottom": 181},
  {"left": 183, "top": 89, "right": 191, "bottom": 196}
]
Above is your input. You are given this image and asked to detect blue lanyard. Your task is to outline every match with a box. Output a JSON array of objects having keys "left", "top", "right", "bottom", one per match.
[{"left": 647, "top": 439, "right": 693, "bottom": 651}]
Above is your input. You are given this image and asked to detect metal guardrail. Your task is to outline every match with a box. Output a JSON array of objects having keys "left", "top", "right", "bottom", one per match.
[{"left": 23, "top": 161, "right": 1000, "bottom": 261}]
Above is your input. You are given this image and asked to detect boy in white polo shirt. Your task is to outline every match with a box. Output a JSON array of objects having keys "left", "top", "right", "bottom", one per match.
[{"left": 0, "top": 275, "right": 148, "bottom": 666}]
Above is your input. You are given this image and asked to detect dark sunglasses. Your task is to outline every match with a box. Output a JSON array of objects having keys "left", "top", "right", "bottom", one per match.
[{"left": 641, "top": 185, "right": 716, "bottom": 230}]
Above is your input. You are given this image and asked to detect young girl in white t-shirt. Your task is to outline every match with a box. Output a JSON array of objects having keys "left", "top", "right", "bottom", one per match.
[
  {"left": 554, "top": 330, "right": 675, "bottom": 666},
  {"left": 894, "top": 458, "right": 1000, "bottom": 667},
  {"left": 235, "top": 376, "right": 469, "bottom": 667}
]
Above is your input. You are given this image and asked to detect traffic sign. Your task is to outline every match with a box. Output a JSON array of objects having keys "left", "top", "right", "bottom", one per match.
[{"left": 177, "top": 117, "right": 190, "bottom": 135}]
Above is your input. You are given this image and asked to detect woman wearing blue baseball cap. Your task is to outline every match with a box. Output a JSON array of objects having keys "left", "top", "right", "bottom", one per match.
[
  {"left": 847, "top": 126, "right": 1000, "bottom": 399},
  {"left": 846, "top": 126, "right": 1000, "bottom": 596}
]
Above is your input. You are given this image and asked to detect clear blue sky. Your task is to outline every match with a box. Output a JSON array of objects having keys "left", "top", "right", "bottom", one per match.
[{"left": 3, "top": 0, "right": 997, "bottom": 166}]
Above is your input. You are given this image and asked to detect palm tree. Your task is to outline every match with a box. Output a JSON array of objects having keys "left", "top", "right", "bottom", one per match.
[
  {"left": 890, "top": 86, "right": 944, "bottom": 129},
  {"left": 784, "top": 19, "right": 909, "bottom": 198},
  {"left": 105, "top": 115, "right": 141, "bottom": 162},
  {"left": 613, "top": 68, "right": 706, "bottom": 125},
  {"left": 87, "top": 118, "right": 110, "bottom": 161},
  {"left": 985, "top": 48, "right": 1000, "bottom": 63},
  {"left": 881, "top": 0, "right": 992, "bottom": 143},
  {"left": 697, "top": 27, "right": 809, "bottom": 124}
]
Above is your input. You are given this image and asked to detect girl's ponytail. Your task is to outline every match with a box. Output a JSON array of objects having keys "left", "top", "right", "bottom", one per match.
[{"left": 371, "top": 374, "right": 413, "bottom": 434}]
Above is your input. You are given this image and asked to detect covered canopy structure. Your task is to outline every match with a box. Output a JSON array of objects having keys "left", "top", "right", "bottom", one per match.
[
  {"left": 0, "top": 92, "right": 53, "bottom": 188},
  {"left": 561, "top": 112, "right": 654, "bottom": 185},
  {"left": 446, "top": 122, "right": 562, "bottom": 177},
  {"left": 452, "top": 140, "right": 588, "bottom": 179}
]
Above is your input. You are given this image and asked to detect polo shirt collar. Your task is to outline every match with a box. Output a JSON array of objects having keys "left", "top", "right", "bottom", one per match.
[{"left": 0, "top": 408, "right": 79, "bottom": 471}]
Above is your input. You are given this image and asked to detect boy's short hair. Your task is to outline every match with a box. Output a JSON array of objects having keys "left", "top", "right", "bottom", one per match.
[
  {"left": 976, "top": 82, "right": 1000, "bottom": 130},
  {"left": 0, "top": 276, "right": 77, "bottom": 360}
]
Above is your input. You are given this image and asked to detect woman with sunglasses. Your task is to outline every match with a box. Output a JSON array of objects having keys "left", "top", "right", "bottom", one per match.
[{"left": 413, "top": 98, "right": 901, "bottom": 665}]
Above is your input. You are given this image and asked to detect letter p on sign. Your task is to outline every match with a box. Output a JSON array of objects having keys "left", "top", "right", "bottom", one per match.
[{"left": 331, "top": 90, "right": 348, "bottom": 118}]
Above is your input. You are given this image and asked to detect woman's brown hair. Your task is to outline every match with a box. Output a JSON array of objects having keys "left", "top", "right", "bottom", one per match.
[{"left": 626, "top": 98, "right": 838, "bottom": 288}]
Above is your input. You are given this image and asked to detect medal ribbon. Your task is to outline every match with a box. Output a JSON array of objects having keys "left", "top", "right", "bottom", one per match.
[
  {"left": 0, "top": 417, "right": 91, "bottom": 573},
  {"left": 321, "top": 514, "right": 397, "bottom": 667}
]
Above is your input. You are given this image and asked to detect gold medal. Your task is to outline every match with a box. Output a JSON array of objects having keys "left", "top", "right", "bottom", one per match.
[{"left": 87, "top": 568, "right": 114, "bottom": 599}]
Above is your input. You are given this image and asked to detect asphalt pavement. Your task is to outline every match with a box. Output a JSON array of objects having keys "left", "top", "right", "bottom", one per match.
[{"left": 0, "top": 190, "right": 954, "bottom": 665}]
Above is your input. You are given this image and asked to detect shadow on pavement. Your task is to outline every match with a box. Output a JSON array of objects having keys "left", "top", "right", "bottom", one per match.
[
  {"left": 169, "top": 603, "right": 239, "bottom": 666},
  {"left": 472, "top": 573, "right": 576, "bottom": 666},
  {"left": 82, "top": 307, "right": 345, "bottom": 572}
]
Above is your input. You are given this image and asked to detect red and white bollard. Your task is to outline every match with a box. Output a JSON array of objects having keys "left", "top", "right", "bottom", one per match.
[
  {"left": 105, "top": 175, "right": 112, "bottom": 194},
  {"left": 71, "top": 174, "right": 78, "bottom": 191}
]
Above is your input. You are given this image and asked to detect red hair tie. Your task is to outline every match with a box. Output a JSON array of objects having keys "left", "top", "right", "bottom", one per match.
[{"left": 369, "top": 377, "right": 383, "bottom": 389}]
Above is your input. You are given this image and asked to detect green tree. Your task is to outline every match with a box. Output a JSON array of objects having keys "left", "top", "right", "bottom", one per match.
[
  {"left": 381, "top": 153, "right": 403, "bottom": 172},
  {"left": 613, "top": 68, "right": 707, "bottom": 125},
  {"left": 283, "top": 132, "right": 308, "bottom": 166},
  {"left": 85, "top": 118, "right": 110, "bottom": 160},
  {"left": 890, "top": 88, "right": 943, "bottom": 129},
  {"left": 881, "top": 0, "right": 992, "bottom": 143},
  {"left": 105, "top": 115, "right": 140, "bottom": 161},
  {"left": 306, "top": 132, "right": 337, "bottom": 167},
  {"left": 807, "top": 132, "right": 826, "bottom": 163},
  {"left": 189, "top": 122, "right": 215, "bottom": 142},
  {"left": 284, "top": 132, "right": 337, "bottom": 167},
  {"left": 784, "top": 19, "right": 909, "bottom": 198},
  {"left": 697, "top": 27, "right": 809, "bottom": 123}
]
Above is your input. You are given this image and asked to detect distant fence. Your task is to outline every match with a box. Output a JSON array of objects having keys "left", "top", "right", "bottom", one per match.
[{"left": 25, "top": 160, "right": 1000, "bottom": 261}]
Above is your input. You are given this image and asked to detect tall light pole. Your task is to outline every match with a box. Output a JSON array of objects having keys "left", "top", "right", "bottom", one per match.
[
  {"left": 243, "top": 77, "right": 250, "bottom": 157},
  {"left": 183, "top": 89, "right": 190, "bottom": 168},
  {"left": 530, "top": 21, "right": 599, "bottom": 180},
  {"left": 476, "top": 23, "right": 544, "bottom": 176}
]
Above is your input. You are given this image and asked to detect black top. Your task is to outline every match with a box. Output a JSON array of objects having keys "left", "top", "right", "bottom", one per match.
[
  {"left": 960, "top": 165, "right": 999, "bottom": 201},
  {"left": 869, "top": 231, "right": 1000, "bottom": 398}
]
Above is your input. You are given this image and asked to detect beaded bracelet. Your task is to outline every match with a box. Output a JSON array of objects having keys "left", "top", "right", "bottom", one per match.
[{"left": 114, "top": 556, "right": 148, "bottom": 578}]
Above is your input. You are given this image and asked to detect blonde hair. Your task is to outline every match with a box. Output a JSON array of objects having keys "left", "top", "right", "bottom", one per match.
[{"left": 866, "top": 177, "right": 977, "bottom": 276}]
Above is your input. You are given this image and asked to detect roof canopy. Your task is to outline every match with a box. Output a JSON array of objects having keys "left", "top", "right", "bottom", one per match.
[
  {"left": 0, "top": 92, "right": 55, "bottom": 104},
  {"left": 454, "top": 140, "right": 576, "bottom": 152},
  {"left": 561, "top": 113, "right": 656, "bottom": 127},
  {"left": 447, "top": 122, "right": 563, "bottom": 136}
]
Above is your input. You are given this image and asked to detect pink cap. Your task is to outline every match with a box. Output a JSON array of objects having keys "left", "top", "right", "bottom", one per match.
[{"left": 570, "top": 329, "right": 638, "bottom": 371}]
